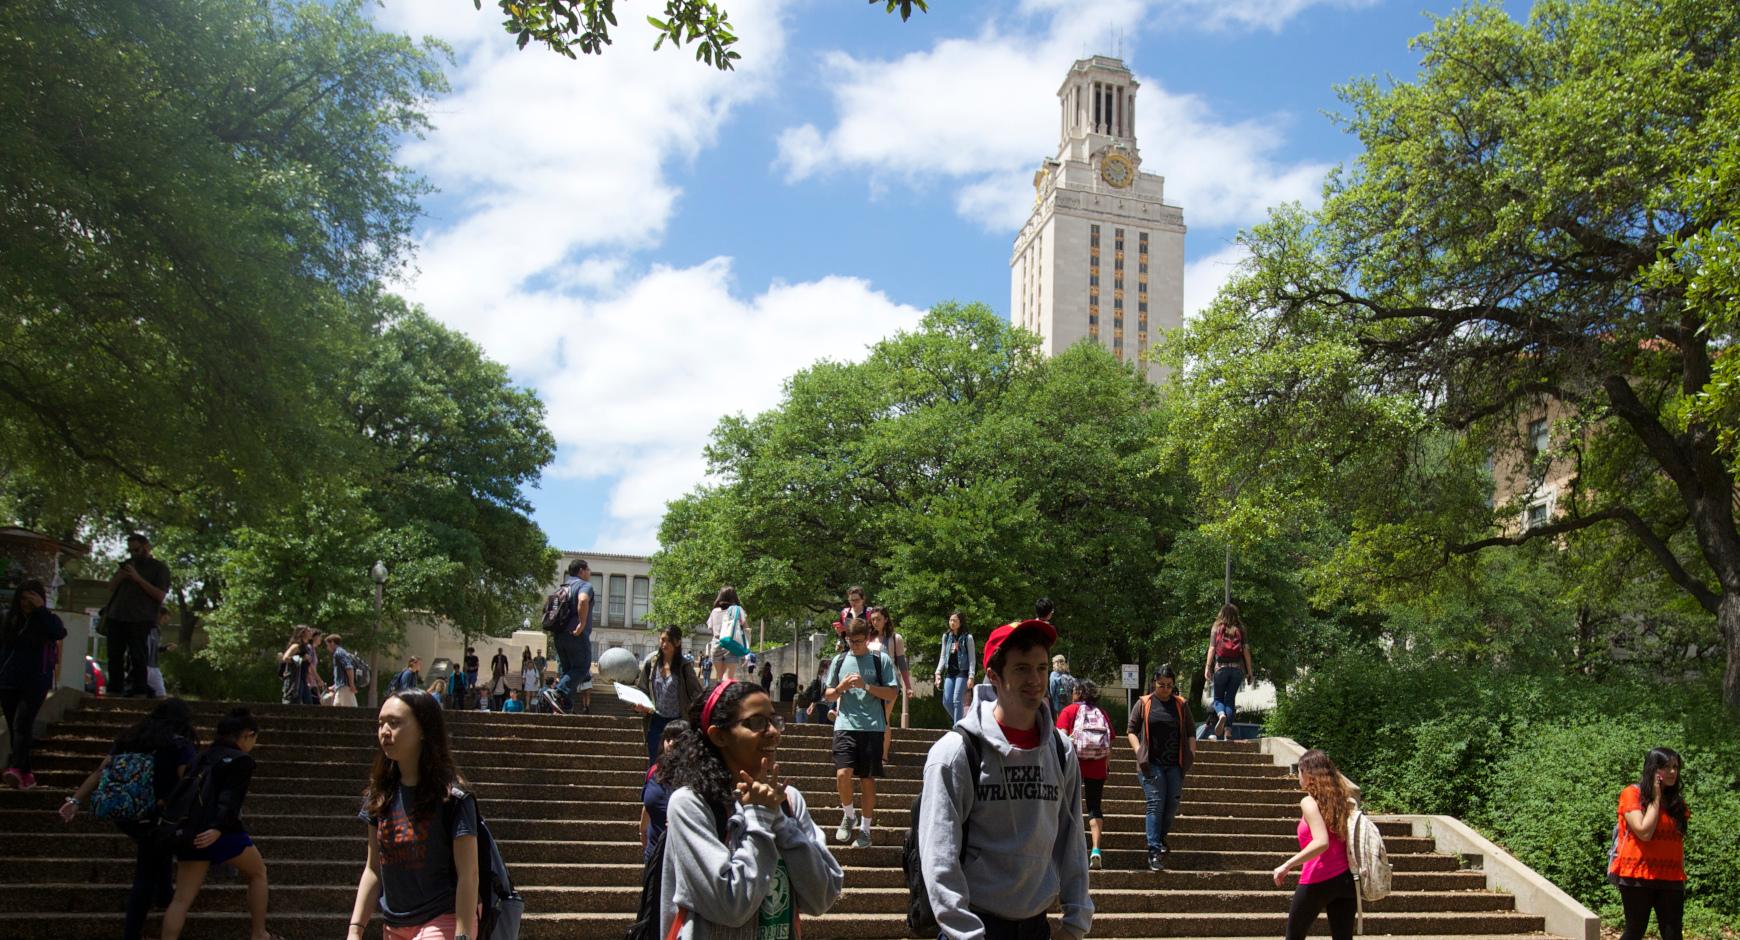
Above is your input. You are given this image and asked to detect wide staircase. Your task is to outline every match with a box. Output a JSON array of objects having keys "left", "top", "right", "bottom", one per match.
[{"left": 0, "top": 695, "right": 1559, "bottom": 939}]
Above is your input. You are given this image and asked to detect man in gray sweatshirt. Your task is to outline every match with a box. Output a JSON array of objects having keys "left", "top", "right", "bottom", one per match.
[{"left": 917, "top": 618, "right": 1093, "bottom": 940}]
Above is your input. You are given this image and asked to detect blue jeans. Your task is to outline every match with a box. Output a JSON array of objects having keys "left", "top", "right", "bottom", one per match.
[
  {"left": 941, "top": 675, "right": 968, "bottom": 723},
  {"left": 645, "top": 714, "right": 672, "bottom": 765},
  {"left": 1139, "top": 763, "right": 1184, "bottom": 852},
  {"left": 551, "top": 628, "right": 592, "bottom": 700},
  {"left": 1199, "top": 665, "right": 1244, "bottom": 738}
]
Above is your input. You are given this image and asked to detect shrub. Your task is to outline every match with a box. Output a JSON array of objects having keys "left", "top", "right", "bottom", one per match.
[
  {"left": 1269, "top": 659, "right": 1740, "bottom": 936},
  {"left": 159, "top": 647, "right": 285, "bottom": 703}
]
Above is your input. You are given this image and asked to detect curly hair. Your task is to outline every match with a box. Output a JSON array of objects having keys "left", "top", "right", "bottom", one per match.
[
  {"left": 1298, "top": 748, "right": 1352, "bottom": 839},
  {"left": 656, "top": 680, "right": 762, "bottom": 821}
]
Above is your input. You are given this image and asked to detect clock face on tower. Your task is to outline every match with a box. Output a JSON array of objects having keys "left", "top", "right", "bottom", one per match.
[{"left": 1100, "top": 151, "right": 1134, "bottom": 189}]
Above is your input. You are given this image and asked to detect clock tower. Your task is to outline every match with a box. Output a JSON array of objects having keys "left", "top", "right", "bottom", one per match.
[{"left": 1011, "top": 56, "right": 1185, "bottom": 382}]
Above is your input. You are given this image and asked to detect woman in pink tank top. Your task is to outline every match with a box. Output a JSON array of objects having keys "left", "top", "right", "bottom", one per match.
[{"left": 1271, "top": 749, "right": 1357, "bottom": 940}]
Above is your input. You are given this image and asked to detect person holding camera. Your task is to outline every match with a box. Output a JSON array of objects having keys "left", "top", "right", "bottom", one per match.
[
  {"left": 279, "top": 626, "right": 317, "bottom": 705},
  {"left": 103, "top": 533, "right": 171, "bottom": 699}
]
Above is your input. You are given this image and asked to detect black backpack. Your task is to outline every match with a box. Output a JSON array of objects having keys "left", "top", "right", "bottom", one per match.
[
  {"left": 624, "top": 796, "right": 731, "bottom": 940},
  {"left": 445, "top": 788, "right": 523, "bottom": 940},
  {"left": 152, "top": 748, "right": 230, "bottom": 853},
  {"left": 540, "top": 583, "right": 576, "bottom": 632},
  {"left": 901, "top": 727, "right": 1070, "bottom": 936}
]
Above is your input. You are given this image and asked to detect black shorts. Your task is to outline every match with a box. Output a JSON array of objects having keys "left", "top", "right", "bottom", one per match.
[
  {"left": 1083, "top": 777, "right": 1105, "bottom": 820},
  {"left": 832, "top": 729, "right": 885, "bottom": 778}
]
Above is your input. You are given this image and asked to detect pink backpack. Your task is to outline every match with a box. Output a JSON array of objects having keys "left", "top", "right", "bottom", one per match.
[{"left": 1069, "top": 705, "right": 1111, "bottom": 761}]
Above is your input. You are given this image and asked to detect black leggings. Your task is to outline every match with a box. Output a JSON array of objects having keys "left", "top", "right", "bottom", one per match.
[
  {"left": 120, "top": 823, "right": 175, "bottom": 940},
  {"left": 1, "top": 686, "right": 48, "bottom": 773},
  {"left": 1618, "top": 883, "right": 1684, "bottom": 940},
  {"left": 1287, "top": 870, "right": 1356, "bottom": 940}
]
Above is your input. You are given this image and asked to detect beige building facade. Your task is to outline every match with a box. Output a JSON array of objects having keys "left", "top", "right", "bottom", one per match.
[
  {"left": 1012, "top": 56, "right": 1187, "bottom": 383},
  {"left": 395, "top": 550, "right": 671, "bottom": 680},
  {"left": 1490, "top": 397, "right": 1582, "bottom": 531}
]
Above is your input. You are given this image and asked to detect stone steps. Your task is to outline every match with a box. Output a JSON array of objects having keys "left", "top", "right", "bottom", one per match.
[
  {"left": 0, "top": 694, "right": 1558, "bottom": 940},
  {"left": 1, "top": 787, "right": 1396, "bottom": 832},
  {"left": 2, "top": 883, "right": 1523, "bottom": 916},
  {"left": 0, "top": 857, "right": 1492, "bottom": 891},
  {"left": 1, "top": 910, "right": 1551, "bottom": 939}
]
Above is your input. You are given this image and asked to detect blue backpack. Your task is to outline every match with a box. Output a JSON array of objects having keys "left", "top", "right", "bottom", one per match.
[{"left": 91, "top": 752, "right": 158, "bottom": 822}]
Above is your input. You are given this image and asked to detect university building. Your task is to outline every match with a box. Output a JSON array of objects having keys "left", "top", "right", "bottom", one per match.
[{"left": 1012, "top": 56, "right": 1187, "bottom": 383}]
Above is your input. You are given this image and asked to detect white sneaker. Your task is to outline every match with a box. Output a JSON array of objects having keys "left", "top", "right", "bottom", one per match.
[
  {"left": 835, "top": 813, "right": 856, "bottom": 844},
  {"left": 1215, "top": 712, "right": 1229, "bottom": 738},
  {"left": 853, "top": 821, "right": 873, "bottom": 849}
]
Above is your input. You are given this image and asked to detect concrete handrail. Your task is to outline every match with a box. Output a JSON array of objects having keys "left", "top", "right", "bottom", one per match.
[
  {"left": 1377, "top": 814, "right": 1600, "bottom": 940},
  {"left": 1257, "top": 734, "right": 1362, "bottom": 799},
  {"left": 1258, "top": 736, "right": 1598, "bottom": 940}
]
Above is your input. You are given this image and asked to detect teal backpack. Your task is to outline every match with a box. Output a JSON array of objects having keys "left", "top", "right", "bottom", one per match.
[{"left": 91, "top": 752, "right": 158, "bottom": 822}]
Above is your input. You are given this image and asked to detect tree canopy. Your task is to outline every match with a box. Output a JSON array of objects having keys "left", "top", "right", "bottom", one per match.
[
  {"left": 0, "top": 0, "right": 556, "bottom": 669},
  {"left": 1, "top": 0, "right": 448, "bottom": 519},
  {"left": 482, "top": 0, "right": 928, "bottom": 68},
  {"left": 657, "top": 303, "right": 1207, "bottom": 678},
  {"left": 1164, "top": 0, "right": 1740, "bottom": 705}
]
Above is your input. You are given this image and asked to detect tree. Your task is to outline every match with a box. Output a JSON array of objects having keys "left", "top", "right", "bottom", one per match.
[
  {"left": 1164, "top": 0, "right": 1740, "bottom": 705},
  {"left": 199, "top": 306, "right": 558, "bottom": 667},
  {"left": 0, "top": 0, "right": 447, "bottom": 524},
  {"left": 653, "top": 303, "right": 1197, "bottom": 679},
  {"left": 482, "top": 0, "right": 928, "bottom": 68}
]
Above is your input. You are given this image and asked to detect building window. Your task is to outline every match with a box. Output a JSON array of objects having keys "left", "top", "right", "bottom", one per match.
[
  {"left": 608, "top": 574, "right": 627, "bottom": 627},
  {"left": 1527, "top": 417, "right": 1549, "bottom": 456},
  {"left": 631, "top": 576, "right": 650, "bottom": 627},
  {"left": 1525, "top": 495, "right": 1554, "bottom": 530}
]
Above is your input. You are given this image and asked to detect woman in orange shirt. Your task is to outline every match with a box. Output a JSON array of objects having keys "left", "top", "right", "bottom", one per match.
[{"left": 1608, "top": 747, "right": 1688, "bottom": 940}]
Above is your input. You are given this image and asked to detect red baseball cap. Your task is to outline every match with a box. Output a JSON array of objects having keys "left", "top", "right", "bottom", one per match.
[{"left": 982, "top": 619, "right": 1058, "bottom": 671}]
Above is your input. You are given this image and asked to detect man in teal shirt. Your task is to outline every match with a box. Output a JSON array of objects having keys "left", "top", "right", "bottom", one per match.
[{"left": 823, "top": 617, "right": 896, "bottom": 849}]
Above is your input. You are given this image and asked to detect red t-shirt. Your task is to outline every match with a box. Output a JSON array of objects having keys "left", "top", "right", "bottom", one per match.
[
  {"left": 1055, "top": 703, "right": 1109, "bottom": 780},
  {"left": 1610, "top": 785, "right": 1687, "bottom": 882},
  {"left": 998, "top": 718, "right": 1043, "bottom": 750}
]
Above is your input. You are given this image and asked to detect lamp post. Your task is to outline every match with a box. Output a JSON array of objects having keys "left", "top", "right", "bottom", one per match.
[{"left": 370, "top": 560, "right": 388, "bottom": 707}]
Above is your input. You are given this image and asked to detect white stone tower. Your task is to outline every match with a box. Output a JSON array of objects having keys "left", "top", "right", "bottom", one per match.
[{"left": 1010, "top": 56, "right": 1185, "bottom": 382}]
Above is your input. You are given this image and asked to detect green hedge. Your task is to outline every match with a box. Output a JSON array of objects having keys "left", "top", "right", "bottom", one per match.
[
  {"left": 1268, "top": 661, "right": 1740, "bottom": 937},
  {"left": 159, "top": 648, "right": 285, "bottom": 703}
]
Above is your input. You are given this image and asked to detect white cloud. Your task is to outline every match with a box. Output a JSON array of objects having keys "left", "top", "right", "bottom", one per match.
[
  {"left": 774, "top": 1, "right": 1337, "bottom": 234},
  {"left": 1183, "top": 242, "right": 1250, "bottom": 320},
  {"left": 369, "top": 0, "right": 928, "bottom": 553},
  {"left": 522, "top": 260, "right": 925, "bottom": 551},
  {"left": 377, "top": 0, "right": 788, "bottom": 320}
]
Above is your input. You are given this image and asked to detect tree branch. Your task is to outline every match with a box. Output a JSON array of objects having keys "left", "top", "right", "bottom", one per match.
[{"left": 1454, "top": 504, "right": 1720, "bottom": 613}]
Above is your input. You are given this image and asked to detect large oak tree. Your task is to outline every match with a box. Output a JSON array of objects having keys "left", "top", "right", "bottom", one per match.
[{"left": 1166, "top": 0, "right": 1740, "bottom": 705}]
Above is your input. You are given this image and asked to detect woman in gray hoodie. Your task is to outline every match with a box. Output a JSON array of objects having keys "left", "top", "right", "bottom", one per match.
[{"left": 657, "top": 678, "right": 843, "bottom": 939}]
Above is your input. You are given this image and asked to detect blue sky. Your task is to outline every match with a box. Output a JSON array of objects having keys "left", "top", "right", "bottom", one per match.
[{"left": 374, "top": 0, "right": 1530, "bottom": 555}]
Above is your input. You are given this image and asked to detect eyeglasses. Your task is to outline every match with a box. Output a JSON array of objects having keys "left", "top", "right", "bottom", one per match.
[{"left": 738, "top": 714, "right": 785, "bottom": 734}]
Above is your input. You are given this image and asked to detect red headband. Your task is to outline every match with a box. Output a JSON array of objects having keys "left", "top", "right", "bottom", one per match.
[{"left": 701, "top": 678, "right": 737, "bottom": 729}]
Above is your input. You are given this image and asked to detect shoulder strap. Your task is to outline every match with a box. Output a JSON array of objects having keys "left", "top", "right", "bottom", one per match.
[
  {"left": 709, "top": 799, "right": 731, "bottom": 840},
  {"left": 951, "top": 728, "right": 982, "bottom": 857}
]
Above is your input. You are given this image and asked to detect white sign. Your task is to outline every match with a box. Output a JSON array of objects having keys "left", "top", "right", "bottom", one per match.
[{"left": 1121, "top": 663, "right": 1140, "bottom": 689}]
